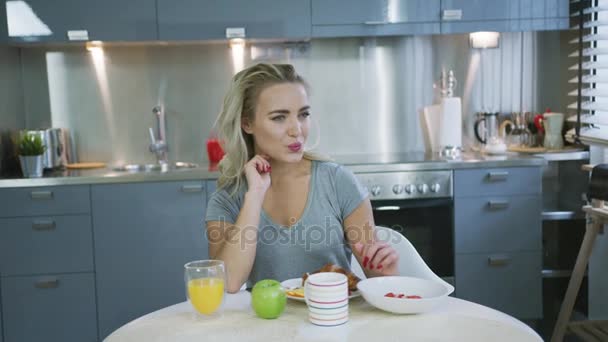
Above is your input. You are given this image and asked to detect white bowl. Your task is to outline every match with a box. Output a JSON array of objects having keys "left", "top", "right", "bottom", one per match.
[{"left": 356, "top": 276, "right": 453, "bottom": 314}]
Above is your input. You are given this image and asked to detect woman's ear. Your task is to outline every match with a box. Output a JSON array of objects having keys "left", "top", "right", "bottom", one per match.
[{"left": 241, "top": 116, "right": 253, "bottom": 134}]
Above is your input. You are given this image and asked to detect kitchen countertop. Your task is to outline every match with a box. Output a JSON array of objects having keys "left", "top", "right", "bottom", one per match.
[{"left": 0, "top": 152, "right": 548, "bottom": 189}]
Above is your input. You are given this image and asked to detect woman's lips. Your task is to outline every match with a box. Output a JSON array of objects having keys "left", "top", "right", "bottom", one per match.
[{"left": 288, "top": 142, "right": 302, "bottom": 152}]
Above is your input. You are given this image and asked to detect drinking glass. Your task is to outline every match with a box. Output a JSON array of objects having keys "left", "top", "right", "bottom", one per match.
[{"left": 184, "top": 260, "right": 226, "bottom": 317}]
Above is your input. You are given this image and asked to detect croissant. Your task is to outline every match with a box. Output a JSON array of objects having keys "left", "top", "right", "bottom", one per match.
[{"left": 302, "top": 263, "right": 361, "bottom": 292}]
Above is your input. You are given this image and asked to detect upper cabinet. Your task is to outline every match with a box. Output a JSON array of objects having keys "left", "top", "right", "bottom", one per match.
[
  {"left": 157, "top": 0, "right": 311, "bottom": 41},
  {"left": 311, "top": 0, "right": 441, "bottom": 38},
  {"left": 4, "top": 0, "right": 157, "bottom": 43},
  {"left": 440, "top": 0, "right": 569, "bottom": 34}
]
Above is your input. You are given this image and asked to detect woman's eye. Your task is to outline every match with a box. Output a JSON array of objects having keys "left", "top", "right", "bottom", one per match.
[{"left": 271, "top": 116, "right": 285, "bottom": 121}]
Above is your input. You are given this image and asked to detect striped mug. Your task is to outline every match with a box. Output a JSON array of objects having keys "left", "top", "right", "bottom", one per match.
[{"left": 304, "top": 272, "right": 349, "bottom": 326}]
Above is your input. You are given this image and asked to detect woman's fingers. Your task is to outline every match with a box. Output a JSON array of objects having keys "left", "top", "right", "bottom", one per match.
[
  {"left": 249, "top": 155, "right": 271, "bottom": 174},
  {"left": 369, "top": 245, "right": 393, "bottom": 270},
  {"left": 375, "top": 249, "right": 398, "bottom": 270},
  {"left": 363, "top": 242, "right": 388, "bottom": 269}
]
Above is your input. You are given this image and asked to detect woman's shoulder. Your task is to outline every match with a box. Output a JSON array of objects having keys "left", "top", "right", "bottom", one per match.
[
  {"left": 209, "top": 180, "right": 246, "bottom": 204},
  {"left": 313, "top": 160, "right": 352, "bottom": 178}
]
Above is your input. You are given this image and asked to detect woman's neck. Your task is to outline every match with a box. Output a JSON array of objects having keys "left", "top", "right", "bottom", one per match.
[{"left": 268, "top": 158, "right": 311, "bottom": 184}]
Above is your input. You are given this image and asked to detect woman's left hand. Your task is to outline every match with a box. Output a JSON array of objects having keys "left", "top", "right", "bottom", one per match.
[{"left": 353, "top": 241, "right": 399, "bottom": 277}]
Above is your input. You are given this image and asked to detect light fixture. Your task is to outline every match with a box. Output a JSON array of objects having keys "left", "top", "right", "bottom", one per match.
[
  {"left": 229, "top": 38, "right": 246, "bottom": 74},
  {"left": 86, "top": 40, "right": 103, "bottom": 52},
  {"left": 469, "top": 32, "right": 500, "bottom": 49}
]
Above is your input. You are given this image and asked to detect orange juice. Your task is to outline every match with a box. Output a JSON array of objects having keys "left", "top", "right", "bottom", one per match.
[{"left": 188, "top": 278, "right": 224, "bottom": 315}]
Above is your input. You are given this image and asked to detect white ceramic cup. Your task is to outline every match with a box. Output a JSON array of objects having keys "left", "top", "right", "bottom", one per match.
[
  {"left": 543, "top": 112, "right": 564, "bottom": 150},
  {"left": 304, "top": 272, "right": 349, "bottom": 326}
]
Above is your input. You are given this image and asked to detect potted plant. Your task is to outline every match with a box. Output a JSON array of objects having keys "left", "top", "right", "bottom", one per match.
[{"left": 17, "top": 132, "right": 46, "bottom": 178}]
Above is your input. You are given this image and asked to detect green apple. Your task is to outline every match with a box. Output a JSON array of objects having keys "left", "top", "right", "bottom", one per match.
[{"left": 251, "top": 279, "right": 286, "bottom": 319}]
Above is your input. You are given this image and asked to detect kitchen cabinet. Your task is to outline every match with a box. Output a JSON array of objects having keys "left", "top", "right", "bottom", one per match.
[
  {"left": 453, "top": 167, "right": 543, "bottom": 319},
  {"left": 440, "top": 0, "right": 569, "bottom": 34},
  {"left": 1, "top": 273, "right": 97, "bottom": 342},
  {"left": 157, "top": 0, "right": 311, "bottom": 41},
  {"left": 4, "top": 0, "right": 157, "bottom": 44},
  {"left": 311, "top": 0, "right": 441, "bottom": 38},
  {"left": 92, "top": 181, "right": 208, "bottom": 340},
  {"left": 0, "top": 185, "right": 97, "bottom": 342}
]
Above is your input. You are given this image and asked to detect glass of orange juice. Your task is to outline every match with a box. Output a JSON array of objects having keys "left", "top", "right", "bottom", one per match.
[{"left": 184, "top": 260, "right": 226, "bottom": 317}]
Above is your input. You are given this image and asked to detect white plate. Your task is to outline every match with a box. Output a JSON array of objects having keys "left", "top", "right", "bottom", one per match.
[{"left": 280, "top": 278, "right": 361, "bottom": 302}]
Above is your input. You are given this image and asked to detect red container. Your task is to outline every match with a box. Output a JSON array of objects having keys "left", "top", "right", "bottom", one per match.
[{"left": 206, "top": 138, "right": 225, "bottom": 163}]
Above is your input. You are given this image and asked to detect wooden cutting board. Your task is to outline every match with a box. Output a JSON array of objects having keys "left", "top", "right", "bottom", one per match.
[
  {"left": 66, "top": 162, "right": 106, "bottom": 169},
  {"left": 508, "top": 146, "right": 586, "bottom": 154}
]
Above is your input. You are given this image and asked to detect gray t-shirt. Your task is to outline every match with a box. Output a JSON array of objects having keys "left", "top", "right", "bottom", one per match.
[{"left": 205, "top": 160, "right": 369, "bottom": 286}]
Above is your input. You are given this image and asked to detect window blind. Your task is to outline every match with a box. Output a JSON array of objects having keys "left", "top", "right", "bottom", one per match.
[{"left": 568, "top": 0, "right": 608, "bottom": 146}]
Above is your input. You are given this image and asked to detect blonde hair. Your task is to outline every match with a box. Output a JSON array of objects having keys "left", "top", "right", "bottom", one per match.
[{"left": 214, "top": 63, "right": 330, "bottom": 195}]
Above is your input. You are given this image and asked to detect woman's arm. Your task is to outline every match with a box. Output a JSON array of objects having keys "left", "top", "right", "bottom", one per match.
[
  {"left": 207, "top": 190, "right": 265, "bottom": 293},
  {"left": 344, "top": 198, "right": 399, "bottom": 277},
  {"left": 206, "top": 155, "right": 271, "bottom": 293}
]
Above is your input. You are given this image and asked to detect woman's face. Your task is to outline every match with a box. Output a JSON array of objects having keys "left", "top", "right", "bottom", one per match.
[{"left": 242, "top": 82, "right": 310, "bottom": 163}]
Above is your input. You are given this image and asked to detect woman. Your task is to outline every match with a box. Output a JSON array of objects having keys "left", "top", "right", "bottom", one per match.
[{"left": 206, "top": 63, "right": 399, "bottom": 293}]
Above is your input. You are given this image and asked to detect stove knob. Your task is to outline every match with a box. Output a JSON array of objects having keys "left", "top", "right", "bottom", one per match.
[
  {"left": 417, "top": 184, "right": 429, "bottom": 194},
  {"left": 371, "top": 185, "right": 381, "bottom": 197},
  {"left": 404, "top": 184, "right": 416, "bottom": 194},
  {"left": 392, "top": 184, "right": 404, "bottom": 195},
  {"left": 430, "top": 183, "right": 441, "bottom": 193}
]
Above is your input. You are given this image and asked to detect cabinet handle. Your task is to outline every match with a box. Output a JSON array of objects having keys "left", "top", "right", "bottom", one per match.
[
  {"left": 487, "top": 171, "right": 509, "bottom": 181},
  {"left": 30, "top": 191, "right": 53, "bottom": 200},
  {"left": 364, "top": 20, "right": 390, "bottom": 25},
  {"left": 488, "top": 255, "right": 511, "bottom": 267},
  {"left": 487, "top": 200, "right": 509, "bottom": 210},
  {"left": 32, "top": 220, "right": 56, "bottom": 231},
  {"left": 180, "top": 185, "right": 203, "bottom": 193},
  {"left": 442, "top": 9, "right": 463, "bottom": 21},
  {"left": 35, "top": 277, "right": 59, "bottom": 289}
]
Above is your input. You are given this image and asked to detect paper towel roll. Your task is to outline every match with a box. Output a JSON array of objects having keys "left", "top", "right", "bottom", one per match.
[{"left": 439, "top": 97, "right": 462, "bottom": 149}]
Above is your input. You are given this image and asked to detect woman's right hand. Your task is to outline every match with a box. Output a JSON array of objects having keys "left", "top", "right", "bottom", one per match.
[{"left": 244, "top": 154, "right": 271, "bottom": 195}]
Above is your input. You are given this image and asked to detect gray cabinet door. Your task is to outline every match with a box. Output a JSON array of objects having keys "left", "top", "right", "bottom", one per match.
[
  {"left": 158, "top": 0, "right": 311, "bottom": 41},
  {"left": 0, "top": 215, "right": 94, "bottom": 276},
  {"left": 0, "top": 185, "right": 90, "bottom": 217},
  {"left": 1, "top": 273, "right": 98, "bottom": 342},
  {"left": 441, "top": 0, "right": 569, "bottom": 33},
  {"left": 454, "top": 195, "right": 541, "bottom": 254},
  {"left": 5, "top": 0, "right": 157, "bottom": 43},
  {"left": 312, "top": 0, "right": 440, "bottom": 37},
  {"left": 455, "top": 252, "right": 542, "bottom": 319},
  {"left": 92, "top": 181, "right": 208, "bottom": 340}
]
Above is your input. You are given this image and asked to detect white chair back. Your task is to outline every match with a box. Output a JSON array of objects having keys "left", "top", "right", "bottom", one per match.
[{"left": 351, "top": 225, "right": 454, "bottom": 293}]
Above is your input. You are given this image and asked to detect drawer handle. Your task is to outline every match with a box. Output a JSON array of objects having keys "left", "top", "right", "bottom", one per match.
[
  {"left": 364, "top": 20, "right": 389, "bottom": 25},
  {"left": 34, "top": 277, "right": 59, "bottom": 289},
  {"left": 487, "top": 171, "right": 509, "bottom": 181},
  {"left": 487, "top": 200, "right": 510, "bottom": 210},
  {"left": 181, "top": 185, "right": 203, "bottom": 193},
  {"left": 32, "top": 220, "right": 56, "bottom": 231},
  {"left": 488, "top": 255, "right": 511, "bottom": 267},
  {"left": 30, "top": 191, "right": 53, "bottom": 200}
]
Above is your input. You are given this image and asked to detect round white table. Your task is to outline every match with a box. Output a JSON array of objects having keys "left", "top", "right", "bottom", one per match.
[{"left": 105, "top": 291, "right": 542, "bottom": 341}]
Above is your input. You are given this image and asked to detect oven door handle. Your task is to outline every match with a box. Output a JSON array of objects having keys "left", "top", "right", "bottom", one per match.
[{"left": 374, "top": 205, "right": 402, "bottom": 211}]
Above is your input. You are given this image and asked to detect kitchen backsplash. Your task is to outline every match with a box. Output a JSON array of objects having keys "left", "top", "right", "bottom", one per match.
[{"left": 15, "top": 31, "right": 571, "bottom": 165}]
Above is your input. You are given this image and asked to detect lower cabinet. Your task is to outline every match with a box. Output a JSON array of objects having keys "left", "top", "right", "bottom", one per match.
[
  {"left": 92, "top": 181, "right": 209, "bottom": 339},
  {"left": 454, "top": 167, "right": 543, "bottom": 319},
  {"left": 455, "top": 252, "right": 543, "bottom": 319},
  {"left": 1, "top": 273, "right": 97, "bottom": 342}
]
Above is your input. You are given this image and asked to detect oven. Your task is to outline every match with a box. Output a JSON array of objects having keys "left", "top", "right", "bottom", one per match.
[{"left": 355, "top": 170, "right": 454, "bottom": 283}]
